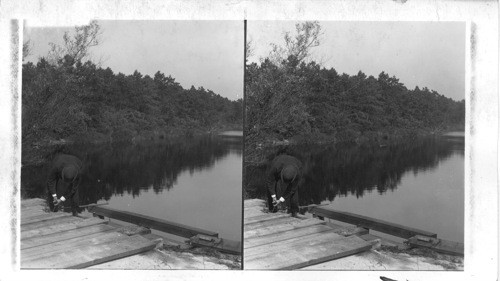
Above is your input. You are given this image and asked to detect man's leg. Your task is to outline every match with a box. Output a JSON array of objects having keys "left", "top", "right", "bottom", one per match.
[
  {"left": 290, "top": 190, "right": 299, "bottom": 217},
  {"left": 47, "top": 191, "right": 55, "bottom": 212},
  {"left": 267, "top": 182, "right": 278, "bottom": 212},
  {"left": 71, "top": 189, "right": 79, "bottom": 216}
]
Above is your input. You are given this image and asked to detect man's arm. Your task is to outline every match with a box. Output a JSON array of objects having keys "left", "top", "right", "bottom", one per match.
[
  {"left": 46, "top": 168, "right": 59, "bottom": 197},
  {"left": 61, "top": 176, "right": 80, "bottom": 202},
  {"left": 265, "top": 166, "right": 278, "bottom": 198},
  {"left": 280, "top": 180, "right": 298, "bottom": 202}
]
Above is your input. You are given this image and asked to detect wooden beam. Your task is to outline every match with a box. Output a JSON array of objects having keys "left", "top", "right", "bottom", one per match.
[
  {"left": 91, "top": 206, "right": 218, "bottom": 238},
  {"left": 21, "top": 224, "right": 116, "bottom": 250},
  {"left": 408, "top": 235, "right": 464, "bottom": 256},
  {"left": 189, "top": 235, "right": 242, "bottom": 255},
  {"left": 22, "top": 234, "right": 157, "bottom": 269},
  {"left": 309, "top": 206, "right": 437, "bottom": 239}
]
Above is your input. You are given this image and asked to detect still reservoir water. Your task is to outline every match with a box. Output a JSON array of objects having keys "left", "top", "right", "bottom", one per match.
[
  {"left": 22, "top": 134, "right": 242, "bottom": 241},
  {"left": 245, "top": 134, "right": 464, "bottom": 243}
]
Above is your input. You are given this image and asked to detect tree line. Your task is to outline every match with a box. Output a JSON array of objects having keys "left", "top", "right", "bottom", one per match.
[
  {"left": 245, "top": 22, "right": 465, "bottom": 150},
  {"left": 22, "top": 54, "right": 242, "bottom": 148},
  {"left": 22, "top": 21, "right": 242, "bottom": 155}
]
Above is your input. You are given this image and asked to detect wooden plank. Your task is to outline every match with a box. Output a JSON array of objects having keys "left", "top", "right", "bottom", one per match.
[
  {"left": 21, "top": 198, "right": 46, "bottom": 208},
  {"left": 244, "top": 208, "right": 269, "bottom": 218},
  {"left": 310, "top": 206, "right": 437, "bottom": 239},
  {"left": 245, "top": 224, "right": 334, "bottom": 249},
  {"left": 21, "top": 208, "right": 49, "bottom": 219},
  {"left": 244, "top": 213, "right": 291, "bottom": 225},
  {"left": 244, "top": 218, "right": 326, "bottom": 239},
  {"left": 22, "top": 234, "right": 157, "bottom": 269},
  {"left": 92, "top": 206, "right": 218, "bottom": 238},
  {"left": 244, "top": 234, "right": 372, "bottom": 270},
  {"left": 244, "top": 206, "right": 267, "bottom": 213},
  {"left": 21, "top": 216, "right": 82, "bottom": 232},
  {"left": 21, "top": 224, "right": 116, "bottom": 250},
  {"left": 244, "top": 199, "right": 265, "bottom": 208},
  {"left": 246, "top": 230, "right": 343, "bottom": 257},
  {"left": 21, "top": 204, "right": 48, "bottom": 212},
  {"left": 22, "top": 231, "right": 129, "bottom": 261},
  {"left": 244, "top": 217, "right": 298, "bottom": 231},
  {"left": 22, "top": 217, "right": 108, "bottom": 240},
  {"left": 408, "top": 235, "right": 464, "bottom": 256},
  {"left": 22, "top": 212, "right": 73, "bottom": 225},
  {"left": 244, "top": 204, "right": 267, "bottom": 211},
  {"left": 243, "top": 199, "right": 266, "bottom": 208}
]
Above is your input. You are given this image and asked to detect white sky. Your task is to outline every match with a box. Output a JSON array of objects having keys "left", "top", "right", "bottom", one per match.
[
  {"left": 248, "top": 21, "right": 465, "bottom": 101},
  {"left": 24, "top": 20, "right": 244, "bottom": 101}
]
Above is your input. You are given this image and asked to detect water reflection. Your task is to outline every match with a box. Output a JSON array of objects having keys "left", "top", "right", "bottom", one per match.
[
  {"left": 22, "top": 135, "right": 242, "bottom": 206},
  {"left": 245, "top": 135, "right": 464, "bottom": 206}
]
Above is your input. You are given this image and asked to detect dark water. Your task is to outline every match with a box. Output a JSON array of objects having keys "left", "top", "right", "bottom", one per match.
[
  {"left": 22, "top": 134, "right": 242, "bottom": 241},
  {"left": 245, "top": 134, "right": 464, "bottom": 242}
]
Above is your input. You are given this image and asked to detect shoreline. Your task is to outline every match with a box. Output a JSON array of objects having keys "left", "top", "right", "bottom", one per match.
[
  {"left": 22, "top": 129, "right": 243, "bottom": 167},
  {"left": 244, "top": 129, "right": 464, "bottom": 166}
]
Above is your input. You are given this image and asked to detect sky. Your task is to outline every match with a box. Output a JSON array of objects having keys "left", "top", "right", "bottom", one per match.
[
  {"left": 24, "top": 20, "right": 244, "bottom": 101},
  {"left": 24, "top": 21, "right": 465, "bottom": 102},
  {"left": 248, "top": 21, "right": 465, "bottom": 101}
]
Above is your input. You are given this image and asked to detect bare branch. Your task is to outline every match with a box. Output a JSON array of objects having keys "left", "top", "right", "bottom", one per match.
[
  {"left": 47, "top": 20, "right": 102, "bottom": 66},
  {"left": 22, "top": 39, "right": 32, "bottom": 62},
  {"left": 269, "top": 21, "right": 323, "bottom": 67}
]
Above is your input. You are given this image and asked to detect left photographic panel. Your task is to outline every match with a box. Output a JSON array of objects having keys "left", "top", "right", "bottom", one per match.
[{"left": 20, "top": 20, "right": 243, "bottom": 269}]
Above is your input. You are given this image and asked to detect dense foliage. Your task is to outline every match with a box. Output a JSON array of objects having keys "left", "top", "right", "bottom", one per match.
[
  {"left": 245, "top": 56, "right": 465, "bottom": 148},
  {"left": 22, "top": 56, "right": 242, "bottom": 148}
]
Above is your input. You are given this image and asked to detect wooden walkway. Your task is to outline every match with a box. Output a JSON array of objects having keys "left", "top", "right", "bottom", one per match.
[
  {"left": 244, "top": 199, "right": 373, "bottom": 270},
  {"left": 21, "top": 198, "right": 160, "bottom": 269}
]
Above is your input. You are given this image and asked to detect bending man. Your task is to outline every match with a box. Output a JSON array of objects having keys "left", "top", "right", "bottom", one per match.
[
  {"left": 265, "top": 154, "right": 302, "bottom": 217},
  {"left": 47, "top": 154, "right": 83, "bottom": 216}
]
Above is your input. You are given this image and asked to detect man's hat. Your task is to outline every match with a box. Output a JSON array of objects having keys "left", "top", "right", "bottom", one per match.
[
  {"left": 281, "top": 165, "right": 298, "bottom": 183},
  {"left": 62, "top": 165, "right": 78, "bottom": 183}
]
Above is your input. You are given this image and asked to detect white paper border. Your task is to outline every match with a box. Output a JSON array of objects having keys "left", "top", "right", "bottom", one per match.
[{"left": 0, "top": 0, "right": 497, "bottom": 280}]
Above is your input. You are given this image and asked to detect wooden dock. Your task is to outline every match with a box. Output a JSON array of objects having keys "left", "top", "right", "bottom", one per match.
[
  {"left": 21, "top": 198, "right": 161, "bottom": 269},
  {"left": 308, "top": 205, "right": 463, "bottom": 256},
  {"left": 244, "top": 199, "right": 374, "bottom": 270}
]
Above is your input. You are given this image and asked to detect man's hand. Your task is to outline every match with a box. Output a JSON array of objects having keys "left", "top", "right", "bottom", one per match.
[
  {"left": 271, "top": 194, "right": 278, "bottom": 206},
  {"left": 52, "top": 195, "right": 58, "bottom": 204},
  {"left": 272, "top": 199, "right": 279, "bottom": 207},
  {"left": 54, "top": 199, "right": 64, "bottom": 207}
]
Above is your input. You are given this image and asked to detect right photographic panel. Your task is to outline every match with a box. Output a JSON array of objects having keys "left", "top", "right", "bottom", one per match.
[{"left": 243, "top": 21, "right": 465, "bottom": 270}]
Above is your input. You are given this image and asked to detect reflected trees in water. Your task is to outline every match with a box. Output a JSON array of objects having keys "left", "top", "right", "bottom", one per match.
[
  {"left": 21, "top": 136, "right": 242, "bottom": 206},
  {"left": 244, "top": 135, "right": 463, "bottom": 206}
]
